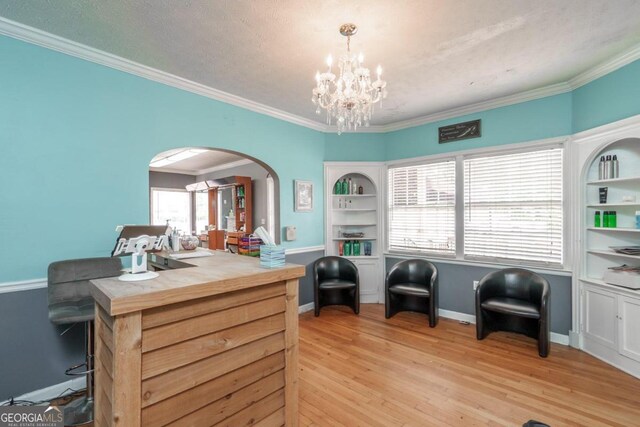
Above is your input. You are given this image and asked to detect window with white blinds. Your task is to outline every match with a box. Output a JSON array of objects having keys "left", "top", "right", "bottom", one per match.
[
  {"left": 388, "top": 161, "right": 456, "bottom": 254},
  {"left": 463, "top": 148, "right": 563, "bottom": 266}
]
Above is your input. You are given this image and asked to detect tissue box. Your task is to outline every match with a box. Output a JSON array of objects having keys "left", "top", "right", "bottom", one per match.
[
  {"left": 260, "top": 245, "right": 285, "bottom": 268},
  {"left": 603, "top": 270, "right": 640, "bottom": 289}
]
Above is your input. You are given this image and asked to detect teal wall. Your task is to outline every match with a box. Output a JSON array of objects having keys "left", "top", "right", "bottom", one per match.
[
  {"left": 2, "top": 31, "right": 639, "bottom": 283},
  {"left": 0, "top": 36, "right": 325, "bottom": 282},
  {"left": 572, "top": 60, "right": 640, "bottom": 132},
  {"left": 324, "top": 132, "right": 386, "bottom": 161},
  {"left": 383, "top": 93, "right": 573, "bottom": 160}
]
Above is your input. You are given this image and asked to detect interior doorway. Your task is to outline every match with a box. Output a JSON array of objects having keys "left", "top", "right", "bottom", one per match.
[{"left": 148, "top": 147, "right": 280, "bottom": 250}]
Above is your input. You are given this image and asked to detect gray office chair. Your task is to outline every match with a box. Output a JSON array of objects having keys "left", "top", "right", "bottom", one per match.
[{"left": 48, "top": 257, "right": 122, "bottom": 426}]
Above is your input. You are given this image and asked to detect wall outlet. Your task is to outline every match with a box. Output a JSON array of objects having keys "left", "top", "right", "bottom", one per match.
[
  {"left": 261, "top": 218, "right": 266, "bottom": 225},
  {"left": 473, "top": 280, "right": 479, "bottom": 290}
]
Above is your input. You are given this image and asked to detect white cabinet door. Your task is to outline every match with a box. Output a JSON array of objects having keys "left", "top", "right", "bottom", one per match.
[
  {"left": 618, "top": 296, "right": 640, "bottom": 363},
  {"left": 354, "top": 259, "right": 381, "bottom": 304},
  {"left": 583, "top": 286, "right": 618, "bottom": 349}
]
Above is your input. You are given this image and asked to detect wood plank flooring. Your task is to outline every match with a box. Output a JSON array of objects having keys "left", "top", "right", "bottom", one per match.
[{"left": 299, "top": 305, "right": 640, "bottom": 427}]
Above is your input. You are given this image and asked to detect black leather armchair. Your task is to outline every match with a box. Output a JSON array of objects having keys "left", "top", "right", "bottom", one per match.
[
  {"left": 475, "top": 268, "right": 550, "bottom": 357},
  {"left": 313, "top": 256, "right": 359, "bottom": 316},
  {"left": 385, "top": 259, "right": 438, "bottom": 327}
]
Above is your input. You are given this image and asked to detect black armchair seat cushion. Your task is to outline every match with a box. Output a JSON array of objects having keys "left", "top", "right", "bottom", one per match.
[
  {"left": 385, "top": 259, "right": 439, "bottom": 327},
  {"left": 313, "top": 256, "right": 360, "bottom": 316},
  {"left": 388, "top": 283, "right": 431, "bottom": 297},
  {"left": 481, "top": 297, "right": 541, "bottom": 319},
  {"left": 319, "top": 279, "right": 357, "bottom": 290}
]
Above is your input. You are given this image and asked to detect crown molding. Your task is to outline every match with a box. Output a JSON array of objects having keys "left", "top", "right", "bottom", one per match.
[
  {"left": 376, "top": 82, "right": 573, "bottom": 133},
  {"left": 568, "top": 43, "right": 640, "bottom": 89},
  {"left": 2, "top": 17, "right": 639, "bottom": 136},
  {"left": 0, "top": 17, "right": 327, "bottom": 132}
]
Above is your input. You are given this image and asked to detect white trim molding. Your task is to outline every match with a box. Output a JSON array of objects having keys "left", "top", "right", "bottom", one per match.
[
  {"left": 571, "top": 113, "right": 640, "bottom": 143},
  {"left": 377, "top": 83, "right": 572, "bottom": 133},
  {"left": 568, "top": 43, "right": 640, "bottom": 89},
  {"left": 298, "top": 302, "right": 314, "bottom": 314},
  {"left": 384, "top": 252, "right": 572, "bottom": 277},
  {"left": 0, "top": 17, "right": 326, "bottom": 133},
  {"left": 0, "top": 246, "right": 325, "bottom": 295},
  {"left": 1, "top": 17, "right": 640, "bottom": 135},
  {"left": 0, "top": 278, "right": 47, "bottom": 294},
  {"left": 439, "top": 308, "right": 569, "bottom": 346},
  {"left": 285, "top": 245, "right": 325, "bottom": 256}
]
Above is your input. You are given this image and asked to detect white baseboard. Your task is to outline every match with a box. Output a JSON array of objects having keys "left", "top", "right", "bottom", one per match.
[
  {"left": 438, "top": 308, "right": 569, "bottom": 346},
  {"left": 298, "top": 302, "right": 314, "bottom": 314},
  {"left": 1, "top": 377, "right": 85, "bottom": 406},
  {"left": 439, "top": 309, "right": 476, "bottom": 324},
  {"left": 298, "top": 304, "right": 570, "bottom": 345}
]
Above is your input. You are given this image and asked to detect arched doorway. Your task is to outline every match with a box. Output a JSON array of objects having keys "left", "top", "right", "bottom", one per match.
[{"left": 148, "top": 147, "right": 280, "bottom": 249}]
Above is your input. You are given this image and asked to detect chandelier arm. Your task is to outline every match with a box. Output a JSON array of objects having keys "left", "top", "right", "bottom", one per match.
[{"left": 317, "top": 97, "right": 332, "bottom": 110}]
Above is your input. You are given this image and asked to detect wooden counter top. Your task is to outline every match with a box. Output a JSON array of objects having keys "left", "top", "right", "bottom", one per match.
[{"left": 90, "top": 250, "right": 305, "bottom": 316}]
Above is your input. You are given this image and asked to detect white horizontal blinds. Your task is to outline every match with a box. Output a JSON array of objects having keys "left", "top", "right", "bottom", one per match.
[
  {"left": 463, "top": 148, "right": 563, "bottom": 265},
  {"left": 388, "top": 161, "right": 456, "bottom": 254}
]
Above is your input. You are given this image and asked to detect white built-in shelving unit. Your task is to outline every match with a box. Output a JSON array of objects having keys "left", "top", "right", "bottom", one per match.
[
  {"left": 324, "top": 163, "right": 384, "bottom": 303},
  {"left": 576, "top": 131, "right": 640, "bottom": 378}
]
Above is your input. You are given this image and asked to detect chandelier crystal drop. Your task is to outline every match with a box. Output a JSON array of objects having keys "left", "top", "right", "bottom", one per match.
[{"left": 312, "top": 23, "right": 387, "bottom": 135}]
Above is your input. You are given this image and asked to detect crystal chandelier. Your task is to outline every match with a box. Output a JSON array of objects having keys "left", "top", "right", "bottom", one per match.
[{"left": 312, "top": 23, "right": 387, "bottom": 134}]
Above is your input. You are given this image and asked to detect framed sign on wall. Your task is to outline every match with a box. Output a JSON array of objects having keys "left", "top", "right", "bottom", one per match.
[{"left": 439, "top": 119, "right": 481, "bottom": 143}]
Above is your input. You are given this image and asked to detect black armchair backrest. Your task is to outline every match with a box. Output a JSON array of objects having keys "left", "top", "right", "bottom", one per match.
[
  {"left": 387, "top": 259, "right": 437, "bottom": 286},
  {"left": 477, "top": 268, "right": 549, "bottom": 303},
  {"left": 313, "top": 256, "right": 358, "bottom": 283}
]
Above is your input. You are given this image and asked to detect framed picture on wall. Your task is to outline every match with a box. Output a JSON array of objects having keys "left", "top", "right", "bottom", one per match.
[{"left": 294, "top": 180, "right": 313, "bottom": 212}]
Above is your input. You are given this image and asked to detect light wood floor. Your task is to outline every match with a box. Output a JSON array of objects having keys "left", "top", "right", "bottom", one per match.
[{"left": 299, "top": 304, "right": 640, "bottom": 427}]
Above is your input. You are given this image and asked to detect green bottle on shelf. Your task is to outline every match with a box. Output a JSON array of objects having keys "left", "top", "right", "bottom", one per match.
[
  {"left": 334, "top": 180, "right": 341, "bottom": 194},
  {"left": 353, "top": 241, "right": 361, "bottom": 256},
  {"left": 344, "top": 240, "right": 352, "bottom": 256},
  {"left": 341, "top": 178, "right": 348, "bottom": 195}
]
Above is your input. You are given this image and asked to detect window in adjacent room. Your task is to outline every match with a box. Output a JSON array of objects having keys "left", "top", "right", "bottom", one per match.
[
  {"left": 463, "top": 147, "right": 563, "bottom": 266},
  {"left": 388, "top": 160, "right": 456, "bottom": 255},
  {"left": 150, "top": 188, "right": 192, "bottom": 233},
  {"left": 194, "top": 191, "right": 209, "bottom": 234}
]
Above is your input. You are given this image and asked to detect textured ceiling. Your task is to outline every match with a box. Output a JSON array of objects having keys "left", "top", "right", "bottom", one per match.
[{"left": 2, "top": 1, "right": 640, "bottom": 126}]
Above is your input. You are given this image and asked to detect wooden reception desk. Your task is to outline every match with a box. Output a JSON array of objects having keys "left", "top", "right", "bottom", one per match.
[{"left": 89, "top": 251, "right": 305, "bottom": 426}]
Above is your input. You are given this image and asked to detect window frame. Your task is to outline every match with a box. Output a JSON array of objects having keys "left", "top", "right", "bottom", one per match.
[
  {"left": 462, "top": 146, "right": 564, "bottom": 268},
  {"left": 149, "top": 187, "right": 193, "bottom": 233},
  {"left": 387, "top": 157, "right": 457, "bottom": 258},
  {"left": 385, "top": 138, "right": 570, "bottom": 273}
]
